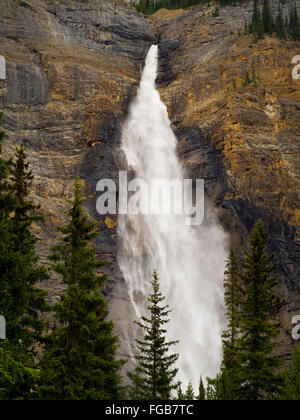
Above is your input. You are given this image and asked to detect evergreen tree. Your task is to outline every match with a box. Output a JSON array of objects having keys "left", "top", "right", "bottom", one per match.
[
  {"left": 0, "top": 341, "right": 39, "bottom": 400},
  {"left": 220, "top": 249, "right": 242, "bottom": 397},
  {"left": 128, "top": 271, "right": 179, "bottom": 400},
  {"left": 238, "top": 220, "right": 283, "bottom": 400},
  {"left": 197, "top": 376, "right": 206, "bottom": 400},
  {"left": 281, "top": 344, "right": 300, "bottom": 400},
  {"left": 251, "top": 0, "right": 261, "bottom": 32},
  {"left": 6, "top": 144, "right": 49, "bottom": 349},
  {"left": 0, "top": 113, "right": 13, "bottom": 217},
  {"left": 177, "top": 382, "right": 185, "bottom": 400},
  {"left": 39, "top": 180, "right": 124, "bottom": 400},
  {"left": 262, "top": 0, "right": 273, "bottom": 34},
  {"left": 184, "top": 381, "right": 195, "bottom": 400},
  {"left": 288, "top": 3, "right": 300, "bottom": 41},
  {"left": 257, "top": 18, "right": 265, "bottom": 40},
  {"left": 0, "top": 123, "right": 47, "bottom": 399},
  {"left": 275, "top": 6, "right": 286, "bottom": 39},
  {"left": 206, "top": 370, "right": 236, "bottom": 400}
]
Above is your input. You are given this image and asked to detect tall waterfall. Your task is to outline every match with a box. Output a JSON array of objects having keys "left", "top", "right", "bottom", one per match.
[{"left": 117, "top": 45, "right": 228, "bottom": 388}]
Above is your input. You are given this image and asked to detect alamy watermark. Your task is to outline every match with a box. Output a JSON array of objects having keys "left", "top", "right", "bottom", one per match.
[
  {"left": 292, "top": 55, "right": 300, "bottom": 80},
  {"left": 0, "top": 316, "right": 6, "bottom": 340},
  {"left": 96, "top": 171, "right": 204, "bottom": 226},
  {"left": 0, "top": 55, "right": 6, "bottom": 80},
  {"left": 292, "top": 315, "right": 300, "bottom": 341}
]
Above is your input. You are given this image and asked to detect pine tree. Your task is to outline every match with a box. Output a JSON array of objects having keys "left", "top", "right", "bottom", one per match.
[
  {"left": 252, "top": 0, "right": 261, "bottom": 32},
  {"left": 275, "top": 6, "right": 286, "bottom": 40},
  {"left": 222, "top": 250, "right": 241, "bottom": 368},
  {"left": 0, "top": 341, "right": 39, "bottom": 400},
  {"left": 257, "top": 18, "right": 265, "bottom": 40},
  {"left": 39, "top": 180, "right": 124, "bottom": 400},
  {"left": 262, "top": 0, "right": 273, "bottom": 35},
  {"left": 239, "top": 220, "right": 283, "bottom": 400},
  {"left": 128, "top": 271, "right": 179, "bottom": 400},
  {"left": 0, "top": 113, "right": 14, "bottom": 219},
  {"left": 177, "top": 382, "right": 185, "bottom": 400},
  {"left": 206, "top": 370, "right": 236, "bottom": 400},
  {"left": 220, "top": 249, "right": 242, "bottom": 397},
  {"left": 281, "top": 344, "right": 300, "bottom": 400},
  {"left": 197, "top": 376, "right": 206, "bottom": 400},
  {"left": 0, "top": 124, "right": 47, "bottom": 399},
  {"left": 6, "top": 144, "right": 49, "bottom": 349},
  {"left": 288, "top": 3, "right": 300, "bottom": 41},
  {"left": 185, "top": 381, "right": 195, "bottom": 400}
]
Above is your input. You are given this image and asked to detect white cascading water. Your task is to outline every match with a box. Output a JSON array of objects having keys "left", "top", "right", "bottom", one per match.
[{"left": 118, "top": 45, "right": 228, "bottom": 388}]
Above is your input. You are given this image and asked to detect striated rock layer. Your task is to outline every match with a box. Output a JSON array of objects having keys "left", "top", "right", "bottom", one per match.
[
  {"left": 153, "top": 2, "right": 300, "bottom": 360},
  {"left": 0, "top": 0, "right": 299, "bottom": 368}
]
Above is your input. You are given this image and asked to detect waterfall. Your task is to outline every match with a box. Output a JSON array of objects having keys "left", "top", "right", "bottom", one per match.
[{"left": 117, "top": 45, "right": 228, "bottom": 388}]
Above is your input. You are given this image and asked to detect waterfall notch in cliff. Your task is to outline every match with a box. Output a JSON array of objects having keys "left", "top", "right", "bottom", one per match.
[{"left": 117, "top": 45, "right": 228, "bottom": 388}]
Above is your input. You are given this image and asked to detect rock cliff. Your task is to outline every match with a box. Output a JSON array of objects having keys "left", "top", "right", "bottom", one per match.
[
  {"left": 153, "top": 1, "right": 300, "bottom": 359},
  {"left": 0, "top": 0, "right": 299, "bottom": 365}
]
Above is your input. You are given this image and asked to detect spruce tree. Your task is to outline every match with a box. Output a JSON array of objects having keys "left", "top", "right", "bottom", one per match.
[
  {"left": 275, "top": 6, "right": 286, "bottom": 40},
  {"left": 0, "top": 341, "right": 39, "bottom": 400},
  {"left": 177, "top": 382, "right": 185, "bottom": 400},
  {"left": 239, "top": 220, "right": 283, "bottom": 400},
  {"left": 197, "top": 376, "right": 206, "bottom": 400},
  {"left": 210, "top": 249, "right": 243, "bottom": 400},
  {"left": 262, "top": 0, "right": 273, "bottom": 35},
  {"left": 39, "top": 180, "right": 124, "bottom": 400},
  {"left": 288, "top": 3, "right": 300, "bottom": 41},
  {"left": 0, "top": 113, "right": 13, "bottom": 217},
  {"left": 221, "top": 250, "right": 242, "bottom": 387},
  {"left": 128, "top": 271, "right": 179, "bottom": 400},
  {"left": 281, "top": 344, "right": 300, "bottom": 400},
  {"left": 0, "top": 123, "right": 48, "bottom": 399},
  {"left": 6, "top": 144, "right": 49, "bottom": 349},
  {"left": 184, "top": 381, "right": 195, "bottom": 400},
  {"left": 206, "top": 370, "right": 236, "bottom": 400},
  {"left": 252, "top": 0, "right": 261, "bottom": 33}
]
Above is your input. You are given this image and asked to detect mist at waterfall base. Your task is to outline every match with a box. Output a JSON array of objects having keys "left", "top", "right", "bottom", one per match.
[{"left": 117, "top": 45, "right": 228, "bottom": 389}]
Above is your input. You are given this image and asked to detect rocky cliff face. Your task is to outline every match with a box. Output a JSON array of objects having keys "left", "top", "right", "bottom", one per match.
[
  {"left": 0, "top": 0, "right": 299, "bottom": 365},
  {"left": 153, "top": 1, "right": 300, "bottom": 359}
]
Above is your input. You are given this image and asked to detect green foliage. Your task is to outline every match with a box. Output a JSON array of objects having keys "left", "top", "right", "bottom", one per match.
[
  {"left": 0, "top": 113, "right": 14, "bottom": 219},
  {"left": 176, "top": 381, "right": 195, "bottom": 399},
  {"left": 132, "top": 0, "right": 208, "bottom": 15},
  {"left": 275, "top": 6, "right": 287, "bottom": 40},
  {"left": 262, "top": 0, "right": 273, "bottom": 34},
  {"left": 184, "top": 381, "right": 195, "bottom": 399},
  {"left": 242, "top": 62, "right": 257, "bottom": 87},
  {"left": 0, "top": 118, "right": 48, "bottom": 399},
  {"left": 288, "top": 3, "right": 300, "bottom": 41},
  {"left": 212, "top": 7, "right": 219, "bottom": 17},
  {"left": 206, "top": 370, "right": 237, "bottom": 400},
  {"left": 0, "top": 341, "right": 39, "bottom": 400},
  {"left": 5, "top": 144, "right": 49, "bottom": 349},
  {"left": 39, "top": 180, "right": 124, "bottom": 400},
  {"left": 220, "top": 250, "right": 242, "bottom": 395},
  {"left": 280, "top": 344, "right": 300, "bottom": 400},
  {"left": 197, "top": 376, "right": 206, "bottom": 400},
  {"left": 205, "top": 250, "right": 243, "bottom": 401},
  {"left": 238, "top": 220, "right": 284, "bottom": 400},
  {"left": 249, "top": 0, "right": 300, "bottom": 42},
  {"left": 207, "top": 221, "right": 284, "bottom": 400},
  {"left": 176, "top": 382, "right": 185, "bottom": 399},
  {"left": 128, "top": 271, "right": 179, "bottom": 400}
]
